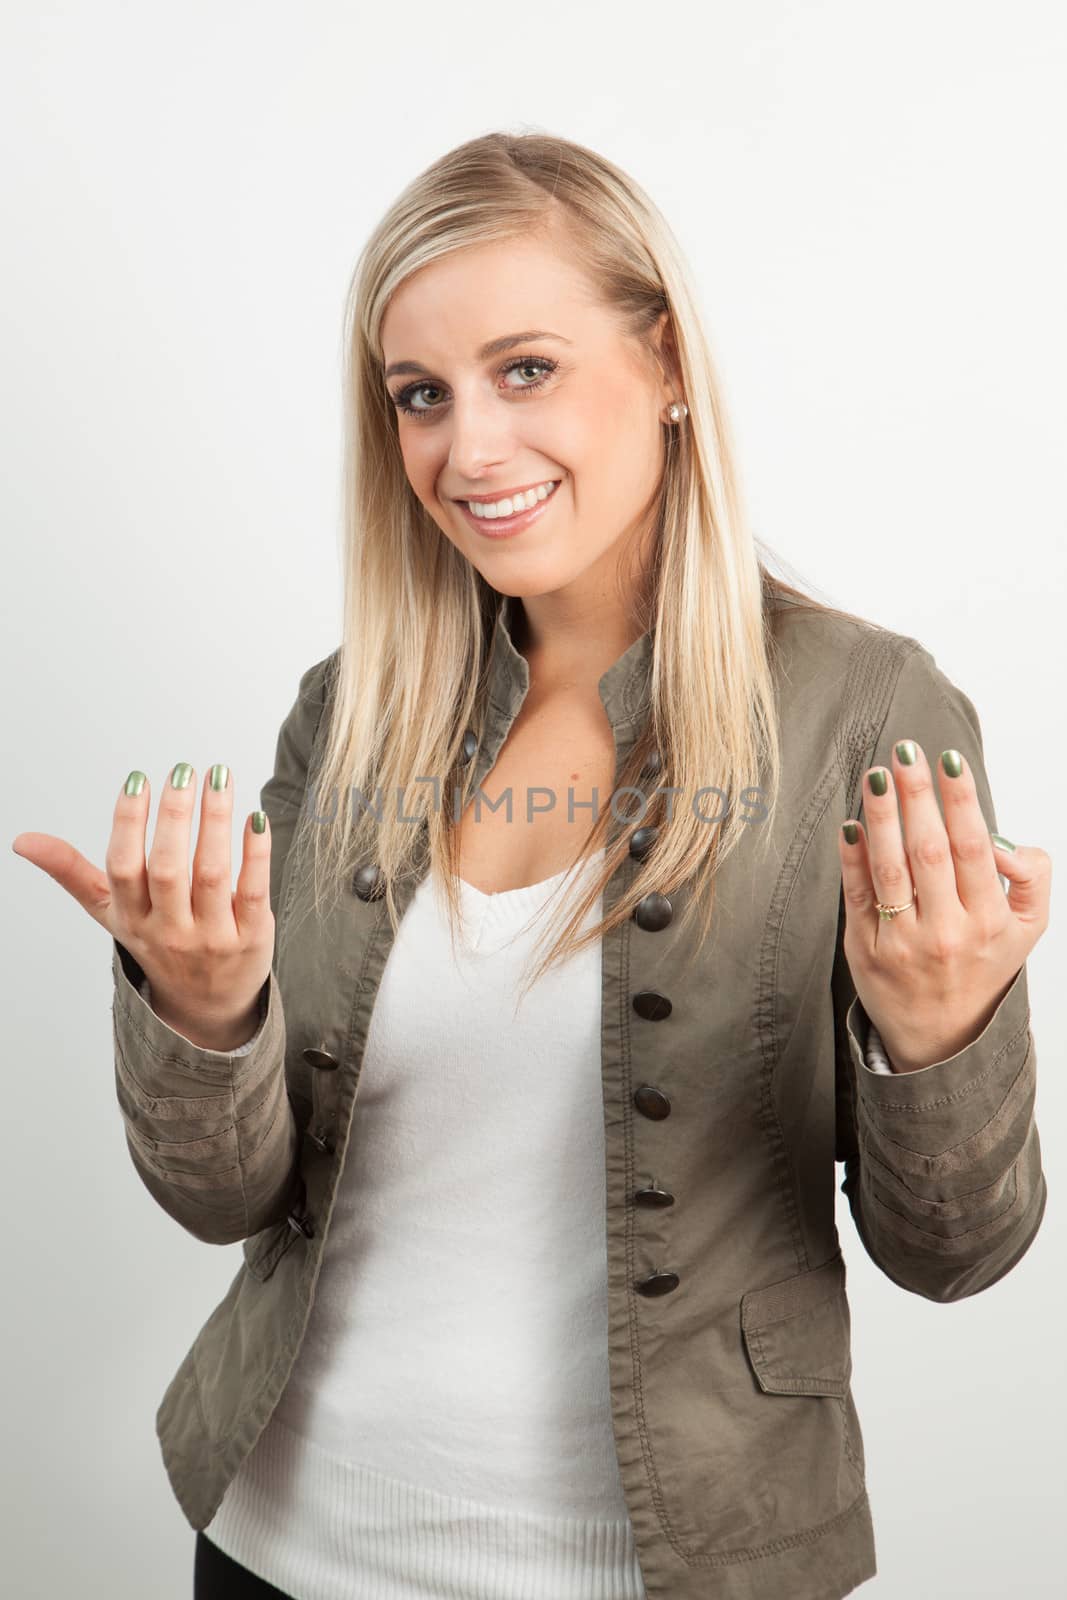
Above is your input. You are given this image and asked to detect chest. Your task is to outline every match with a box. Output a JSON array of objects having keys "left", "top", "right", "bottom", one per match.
[
  {"left": 454, "top": 690, "right": 618, "bottom": 894},
  {"left": 277, "top": 678, "right": 851, "bottom": 1329}
]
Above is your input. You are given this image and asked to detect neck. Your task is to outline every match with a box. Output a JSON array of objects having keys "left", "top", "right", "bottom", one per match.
[{"left": 509, "top": 593, "right": 647, "bottom": 697}]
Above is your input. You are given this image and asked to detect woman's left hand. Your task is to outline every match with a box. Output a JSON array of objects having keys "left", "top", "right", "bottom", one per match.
[{"left": 838, "top": 739, "right": 1052, "bottom": 1073}]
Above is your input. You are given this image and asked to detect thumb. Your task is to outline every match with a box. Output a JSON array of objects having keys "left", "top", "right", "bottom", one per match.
[
  {"left": 12, "top": 832, "right": 114, "bottom": 932},
  {"left": 990, "top": 837, "right": 1047, "bottom": 927}
]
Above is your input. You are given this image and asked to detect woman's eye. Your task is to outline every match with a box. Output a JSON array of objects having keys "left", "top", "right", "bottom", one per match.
[
  {"left": 390, "top": 355, "right": 558, "bottom": 419},
  {"left": 510, "top": 364, "right": 540, "bottom": 385}
]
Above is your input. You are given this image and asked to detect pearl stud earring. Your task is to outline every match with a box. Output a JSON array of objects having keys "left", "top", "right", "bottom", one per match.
[{"left": 668, "top": 402, "right": 688, "bottom": 423}]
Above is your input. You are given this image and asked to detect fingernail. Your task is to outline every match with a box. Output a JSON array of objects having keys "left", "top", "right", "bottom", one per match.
[
  {"left": 171, "top": 763, "right": 194, "bottom": 789},
  {"left": 125, "top": 770, "right": 146, "bottom": 797},
  {"left": 868, "top": 768, "right": 889, "bottom": 796},
  {"left": 941, "top": 750, "right": 963, "bottom": 778},
  {"left": 895, "top": 740, "right": 917, "bottom": 765},
  {"left": 209, "top": 764, "right": 230, "bottom": 791},
  {"left": 251, "top": 811, "right": 267, "bottom": 834},
  {"left": 990, "top": 832, "right": 1016, "bottom": 852},
  {"left": 842, "top": 821, "right": 859, "bottom": 844}
]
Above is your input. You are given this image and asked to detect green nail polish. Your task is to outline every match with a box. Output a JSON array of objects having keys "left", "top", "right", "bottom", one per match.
[
  {"left": 251, "top": 811, "right": 267, "bottom": 834},
  {"left": 895, "top": 740, "right": 917, "bottom": 765},
  {"left": 209, "top": 764, "right": 230, "bottom": 791},
  {"left": 868, "top": 768, "right": 888, "bottom": 796},
  {"left": 941, "top": 750, "right": 963, "bottom": 778},
  {"left": 990, "top": 832, "right": 1016, "bottom": 852},
  {"left": 842, "top": 822, "right": 859, "bottom": 844},
  {"left": 124, "top": 770, "right": 146, "bottom": 797},
  {"left": 171, "top": 763, "right": 194, "bottom": 789}
]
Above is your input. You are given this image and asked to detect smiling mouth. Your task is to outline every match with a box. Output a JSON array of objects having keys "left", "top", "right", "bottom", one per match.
[
  {"left": 458, "top": 479, "right": 561, "bottom": 519},
  {"left": 454, "top": 478, "right": 562, "bottom": 538}
]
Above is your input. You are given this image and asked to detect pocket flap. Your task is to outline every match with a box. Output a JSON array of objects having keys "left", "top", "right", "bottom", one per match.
[{"left": 740, "top": 1249, "right": 852, "bottom": 1397}]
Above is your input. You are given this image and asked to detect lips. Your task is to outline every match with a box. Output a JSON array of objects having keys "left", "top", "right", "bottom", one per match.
[
  {"left": 455, "top": 478, "right": 562, "bottom": 539},
  {"left": 453, "top": 478, "right": 560, "bottom": 507}
]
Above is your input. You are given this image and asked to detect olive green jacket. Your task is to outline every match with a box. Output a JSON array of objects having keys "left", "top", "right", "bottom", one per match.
[{"left": 110, "top": 597, "right": 1047, "bottom": 1600}]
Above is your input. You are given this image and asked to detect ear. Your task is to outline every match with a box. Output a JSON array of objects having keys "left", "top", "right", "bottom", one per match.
[{"left": 650, "top": 310, "right": 683, "bottom": 402}]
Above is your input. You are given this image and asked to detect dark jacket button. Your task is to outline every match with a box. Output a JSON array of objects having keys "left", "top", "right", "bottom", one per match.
[
  {"left": 307, "top": 1130, "right": 335, "bottom": 1155},
  {"left": 302, "top": 1046, "right": 339, "bottom": 1071},
  {"left": 629, "top": 825, "right": 658, "bottom": 861},
  {"left": 353, "top": 864, "right": 386, "bottom": 901},
  {"left": 460, "top": 729, "right": 478, "bottom": 764},
  {"left": 632, "top": 989, "right": 672, "bottom": 1021},
  {"left": 635, "top": 1270, "right": 679, "bottom": 1296},
  {"left": 633, "top": 892, "right": 673, "bottom": 931},
  {"left": 634, "top": 1084, "right": 671, "bottom": 1119},
  {"left": 287, "top": 1209, "right": 315, "bottom": 1238},
  {"left": 634, "top": 1182, "right": 675, "bottom": 1208}
]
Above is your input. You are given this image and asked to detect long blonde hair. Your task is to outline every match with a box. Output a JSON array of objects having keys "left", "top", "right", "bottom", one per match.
[{"left": 294, "top": 129, "right": 878, "bottom": 1007}]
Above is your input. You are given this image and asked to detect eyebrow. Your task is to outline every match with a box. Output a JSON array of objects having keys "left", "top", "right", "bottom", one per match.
[{"left": 383, "top": 330, "right": 572, "bottom": 382}]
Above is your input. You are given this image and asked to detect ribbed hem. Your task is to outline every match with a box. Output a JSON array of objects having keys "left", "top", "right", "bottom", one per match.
[{"left": 204, "top": 1412, "right": 648, "bottom": 1600}]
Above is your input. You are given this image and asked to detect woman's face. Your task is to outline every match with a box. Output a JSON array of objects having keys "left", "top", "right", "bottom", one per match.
[{"left": 379, "top": 230, "right": 678, "bottom": 610}]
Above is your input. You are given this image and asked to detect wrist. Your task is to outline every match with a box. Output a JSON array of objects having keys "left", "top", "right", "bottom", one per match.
[{"left": 152, "top": 999, "right": 262, "bottom": 1053}]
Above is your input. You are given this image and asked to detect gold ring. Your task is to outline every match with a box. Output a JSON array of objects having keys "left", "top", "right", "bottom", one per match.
[{"left": 875, "top": 888, "right": 918, "bottom": 922}]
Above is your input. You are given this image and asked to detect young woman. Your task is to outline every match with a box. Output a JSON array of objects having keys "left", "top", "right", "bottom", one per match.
[{"left": 14, "top": 131, "right": 1050, "bottom": 1600}]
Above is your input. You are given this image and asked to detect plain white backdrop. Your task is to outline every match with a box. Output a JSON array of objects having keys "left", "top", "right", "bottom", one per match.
[{"left": 2, "top": 2, "right": 1063, "bottom": 1596}]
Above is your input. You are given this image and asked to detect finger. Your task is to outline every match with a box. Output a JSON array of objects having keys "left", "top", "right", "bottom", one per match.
[
  {"left": 859, "top": 764, "right": 917, "bottom": 927},
  {"left": 146, "top": 762, "right": 197, "bottom": 932},
  {"left": 991, "top": 839, "right": 1052, "bottom": 931},
  {"left": 233, "top": 809, "right": 272, "bottom": 940},
  {"left": 190, "top": 764, "right": 235, "bottom": 930},
  {"left": 12, "top": 832, "right": 113, "bottom": 931},
  {"left": 106, "top": 770, "right": 152, "bottom": 926},
  {"left": 885, "top": 739, "right": 959, "bottom": 922},
  {"left": 927, "top": 745, "right": 1014, "bottom": 917},
  {"left": 837, "top": 819, "right": 878, "bottom": 955}
]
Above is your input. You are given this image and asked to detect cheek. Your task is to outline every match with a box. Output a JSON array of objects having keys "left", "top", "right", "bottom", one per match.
[
  {"left": 397, "top": 441, "right": 445, "bottom": 515},
  {"left": 401, "top": 452, "right": 458, "bottom": 535},
  {"left": 398, "top": 435, "right": 428, "bottom": 481},
  {"left": 571, "top": 373, "right": 649, "bottom": 469},
  {"left": 575, "top": 416, "right": 653, "bottom": 502}
]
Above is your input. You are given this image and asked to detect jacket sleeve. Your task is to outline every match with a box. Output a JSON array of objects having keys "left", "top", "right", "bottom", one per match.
[
  {"left": 110, "top": 651, "right": 336, "bottom": 1246},
  {"left": 137, "top": 974, "right": 268, "bottom": 1056},
  {"left": 833, "top": 641, "right": 1048, "bottom": 1302}
]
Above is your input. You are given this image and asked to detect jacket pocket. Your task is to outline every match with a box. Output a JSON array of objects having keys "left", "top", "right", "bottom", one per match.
[
  {"left": 636, "top": 1245, "right": 864, "bottom": 1550},
  {"left": 242, "top": 1216, "right": 300, "bottom": 1282},
  {"left": 740, "top": 1248, "right": 852, "bottom": 1396}
]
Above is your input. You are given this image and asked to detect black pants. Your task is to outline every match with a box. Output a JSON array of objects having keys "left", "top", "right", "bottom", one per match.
[{"left": 194, "top": 1531, "right": 297, "bottom": 1598}]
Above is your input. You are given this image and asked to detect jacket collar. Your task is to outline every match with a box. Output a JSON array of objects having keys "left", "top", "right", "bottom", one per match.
[{"left": 487, "top": 593, "right": 654, "bottom": 734}]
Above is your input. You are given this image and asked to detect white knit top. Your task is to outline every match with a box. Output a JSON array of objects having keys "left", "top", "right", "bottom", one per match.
[{"left": 144, "top": 851, "right": 894, "bottom": 1599}]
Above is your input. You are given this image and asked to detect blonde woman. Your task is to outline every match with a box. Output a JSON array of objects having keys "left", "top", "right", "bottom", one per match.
[{"left": 14, "top": 132, "right": 1050, "bottom": 1600}]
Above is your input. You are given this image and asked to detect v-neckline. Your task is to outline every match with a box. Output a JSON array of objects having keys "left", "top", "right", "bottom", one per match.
[
  {"left": 456, "top": 846, "right": 609, "bottom": 904},
  {"left": 458, "top": 861, "right": 582, "bottom": 904}
]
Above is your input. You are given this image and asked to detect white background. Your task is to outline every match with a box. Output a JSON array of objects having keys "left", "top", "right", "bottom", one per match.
[{"left": 2, "top": 2, "right": 1063, "bottom": 1595}]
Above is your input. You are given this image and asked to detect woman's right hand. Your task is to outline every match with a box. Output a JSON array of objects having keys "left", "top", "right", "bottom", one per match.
[{"left": 11, "top": 763, "right": 274, "bottom": 1051}]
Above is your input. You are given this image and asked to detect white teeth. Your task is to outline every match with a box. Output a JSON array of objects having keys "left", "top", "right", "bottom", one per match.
[{"left": 467, "top": 480, "right": 558, "bottom": 519}]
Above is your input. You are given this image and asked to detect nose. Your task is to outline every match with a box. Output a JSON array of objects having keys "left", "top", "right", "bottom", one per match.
[{"left": 445, "top": 386, "right": 517, "bottom": 481}]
